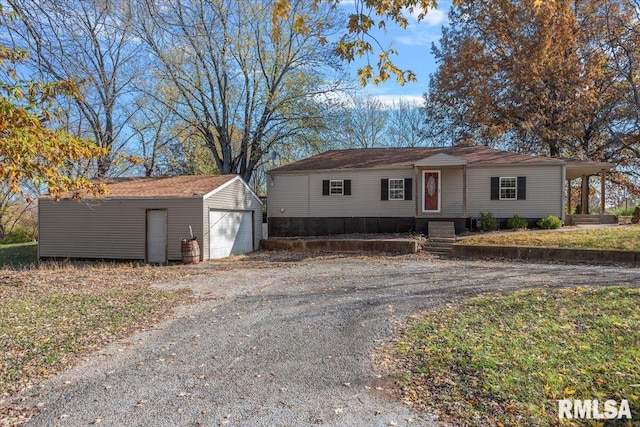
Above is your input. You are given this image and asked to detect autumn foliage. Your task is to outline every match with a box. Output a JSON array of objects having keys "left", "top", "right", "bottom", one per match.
[{"left": 0, "top": 16, "right": 107, "bottom": 200}]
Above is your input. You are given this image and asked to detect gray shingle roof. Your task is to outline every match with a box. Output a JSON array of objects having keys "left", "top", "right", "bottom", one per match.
[{"left": 269, "top": 146, "right": 565, "bottom": 172}]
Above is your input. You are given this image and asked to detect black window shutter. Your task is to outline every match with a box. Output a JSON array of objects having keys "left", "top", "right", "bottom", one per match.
[
  {"left": 322, "top": 180, "right": 329, "bottom": 195},
  {"left": 381, "top": 179, "right": 389, "bottom": 200},
  {"left": 490, "top": 177, "right": 500, "bottom": 200},
  {"left": 517, "top": 176, "right": 526, "bottom": 200},
  {"left": 404, "top": 178, "right": 413, "bottom": 200},
  {"left": 344, "top": 180, "right": 351, "bottom": 196}
]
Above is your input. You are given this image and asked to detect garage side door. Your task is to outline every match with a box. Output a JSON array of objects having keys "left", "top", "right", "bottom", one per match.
[{"left": 209, "top": 210, "right": 253, "bottom": 259}]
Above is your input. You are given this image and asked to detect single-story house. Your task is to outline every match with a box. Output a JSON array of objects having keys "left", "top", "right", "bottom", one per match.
[
  {"left": 266, "top": 146, "right": 613, "bottom": 236},
  {"left": 39, "top": 175, "right": 262, "bottom": 262}
]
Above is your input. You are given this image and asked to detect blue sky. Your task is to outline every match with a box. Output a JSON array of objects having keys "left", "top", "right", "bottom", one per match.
[{"left": 339, "top": 1, "right": 453, "bottom": 107}]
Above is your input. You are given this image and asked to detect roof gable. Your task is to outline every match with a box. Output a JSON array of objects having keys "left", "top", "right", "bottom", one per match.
[{"left": 414, "top": 153, "right": 467, "bottom": 167}]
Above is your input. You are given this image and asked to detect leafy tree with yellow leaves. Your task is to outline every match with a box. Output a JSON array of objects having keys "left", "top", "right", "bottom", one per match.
[{"left": 0, "top": 10, "right": 107, "bottom": 200}]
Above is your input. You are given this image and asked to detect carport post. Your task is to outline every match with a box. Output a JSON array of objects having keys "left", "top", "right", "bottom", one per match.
[
  {"left": 567, "top": 179, "right": 572, "bottom": 214},
  {"left": 600, "top": 169, "right": 606, "bottom": 214}
]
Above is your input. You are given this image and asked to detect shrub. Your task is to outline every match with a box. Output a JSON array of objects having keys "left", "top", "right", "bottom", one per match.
[
  {"left": 632, "top": 207, "right": 640, "bottom": 224},
  {"left": 507, "top": 214, "right": 528, "bottom": 230},
  {"left": 537, "top": 215, "right": 562, "bottom": 229},
  {"left": 613, "top": 206, "right": 636, "bottom": 217},
  {"left": 478, "top": 212, "right": 498, "bottom": 232},
  {"left": 0, "top": 225, "right": 37, "bottom": 244}
]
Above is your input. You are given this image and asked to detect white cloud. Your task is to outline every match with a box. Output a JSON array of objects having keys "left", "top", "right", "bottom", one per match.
[
  {"left": 421, "top": 8, "right": 447, "bottom": 26},
  {"left": 372, "top": 94, "right": 424, "bottom": 109},
  {"left": 406, "top": 7, "right": 447, "bottom": 26},
  {"left": 392, "top": 5, "right": 449, "bottom": 47}
]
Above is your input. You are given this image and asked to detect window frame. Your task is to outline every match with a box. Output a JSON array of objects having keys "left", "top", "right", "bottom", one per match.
[
  {"left": 499, "top": 177, "right": 517, "bottom": 200},
  {"left": 329, "top": 179, "right": 344, "bottom": 196},
  {"left": 388, "top": 178, "right": 405, "bottom": 200}
]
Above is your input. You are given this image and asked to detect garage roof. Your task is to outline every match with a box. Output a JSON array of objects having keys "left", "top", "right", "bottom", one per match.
[{"left": 47, "top": 175, "right": 238, "bottom": 199}]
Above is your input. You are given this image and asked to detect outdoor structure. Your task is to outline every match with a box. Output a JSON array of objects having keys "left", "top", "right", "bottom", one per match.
[
  {"left": 39, "top": 175, "right": 262, "bottom": 262},
  {"left": 266, "top": 146, "right": 613, "bottom": 236}
]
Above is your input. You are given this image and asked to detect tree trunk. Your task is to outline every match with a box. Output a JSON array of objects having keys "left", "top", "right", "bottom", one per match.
[{"left": 581, "top": 175, "right": 590, "bottom": 214}]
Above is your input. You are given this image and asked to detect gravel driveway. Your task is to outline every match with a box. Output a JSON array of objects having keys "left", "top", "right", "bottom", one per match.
[{"left": 22, "top": 254, "right": 640, "bottom": 426}]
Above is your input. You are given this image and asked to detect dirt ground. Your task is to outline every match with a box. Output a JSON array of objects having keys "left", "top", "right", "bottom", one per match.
[{"left": 5, "top": 253, "right": 639, "bottom": 426}]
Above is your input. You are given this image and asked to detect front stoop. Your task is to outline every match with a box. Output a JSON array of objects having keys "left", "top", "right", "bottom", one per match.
[
  {"left": 566, "top": 214, "right": 618, "bottom": 226},
  {"left": 427, "top": 222, "right": 456, "bottom": 255}
]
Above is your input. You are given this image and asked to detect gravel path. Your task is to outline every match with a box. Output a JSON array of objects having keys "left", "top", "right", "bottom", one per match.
[{"left": 21, "top": 255, "right": 640, "bottom": 426}]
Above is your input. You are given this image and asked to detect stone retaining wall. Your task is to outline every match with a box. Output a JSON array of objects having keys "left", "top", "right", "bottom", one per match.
[
  {"left": 261, "top": 239, "right": 419, "bottom": 254},
  {"left": 452, "top": 244, "right": 640, "bottom": 264}
]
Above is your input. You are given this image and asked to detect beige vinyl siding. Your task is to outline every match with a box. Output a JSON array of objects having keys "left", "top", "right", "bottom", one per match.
[
  {"left": 267, "top": 174, "right": 311, "bottom": 217},
  {"left": 38, "top": 198, "right": 202, "bottom": 260},
  {"left": 467, "top": 165, "right": 563, "bottom": 218},
  {"left": 417, "top": 167, "right": 464, "bottom": 217},
  {"left": 268, "top": 169, "right": 416, "bottom": 217},
  {"left": 203, "top": 179, "right": 262, "bottom": 256}
]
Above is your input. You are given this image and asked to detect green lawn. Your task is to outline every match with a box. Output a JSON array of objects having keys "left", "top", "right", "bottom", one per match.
[
  {"left": 0, "top": 242, "right": 38, "bottom": 269},
  {"left": 393, "top": 287, "right": 640, "bottom": 426},
  {"left": 461, "top": 226, "right": 640, "bottom": 251}
]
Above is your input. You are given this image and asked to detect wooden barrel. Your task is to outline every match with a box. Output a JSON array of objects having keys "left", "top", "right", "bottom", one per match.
[{"left": 181, "top": 239, "right": 201, "bottom": 264}]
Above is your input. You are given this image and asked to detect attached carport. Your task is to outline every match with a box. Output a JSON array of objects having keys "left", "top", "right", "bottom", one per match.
[{"left": 565, "top": 160, "right": 615, "bottom": 215}]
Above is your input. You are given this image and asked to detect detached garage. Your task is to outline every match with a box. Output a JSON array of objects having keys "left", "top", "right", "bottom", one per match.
[{"left": 38, "top": 175, "right": 263, "bottom": 262}]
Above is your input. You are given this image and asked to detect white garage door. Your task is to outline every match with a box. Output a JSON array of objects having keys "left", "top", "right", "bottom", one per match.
[{"left": 209, "top": 210, "right": 253, "bottom": 259}]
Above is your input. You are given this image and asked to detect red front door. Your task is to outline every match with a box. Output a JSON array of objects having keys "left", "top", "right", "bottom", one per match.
[{"left": 423, "top": 171, "right": 440, "bottom": 212}]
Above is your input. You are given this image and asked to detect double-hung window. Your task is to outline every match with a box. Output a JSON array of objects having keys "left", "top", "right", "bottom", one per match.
[
  {"left": 322, "top": 179, "right": 351, "bottom": 196},
  {"left": 388, "top": 178, "right": 405, "bottom": 200},
  {"left": 329, "top": 180, "right": 344, "bottom": 195},
  {"left": 499, "top": 177, "right": 517, "bottom": 200}
]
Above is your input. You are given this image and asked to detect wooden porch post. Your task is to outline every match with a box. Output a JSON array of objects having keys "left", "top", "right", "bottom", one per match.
[
  {"left": 581, "top": 175, "right": 590, "bottom": 214},
  {"left": 567, "top": 179, "right": 572, "bottom": 214},
  {"left": 600, "top": 169, "right": 606, "bottom": 214}
]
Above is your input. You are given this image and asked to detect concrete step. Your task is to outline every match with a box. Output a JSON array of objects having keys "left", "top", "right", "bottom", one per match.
[
  {"left": 574, "top": 217, "right": 601, "bottom": 224},
  {"left": 429, "top": 237, "right": 457, "bottom": 244},
  {"left": 428, "top": 221, "right": 456, "bottom": 238},
  {"left": 426, "top": 234, "right": 456, "bottom": 256},
  {"left": 428, "top": 247, "right": 453, "bottom": 255}
]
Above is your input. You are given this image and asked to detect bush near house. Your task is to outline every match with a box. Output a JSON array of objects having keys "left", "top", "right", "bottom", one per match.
[
  {"left": 507, "top": 214, "right": 528, "bottom": 230},
  {"left": 479, "top": 212, "right": 498, "bottom": 232},
  {"left": 537, "top": 215, "right": 562, "bottom": 229},
  {"left": 632, "top": 207, "right": 640, "bottom": 224}
]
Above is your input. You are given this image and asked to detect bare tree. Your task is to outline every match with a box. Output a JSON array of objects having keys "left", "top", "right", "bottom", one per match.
[
  {"left": 327, "top": 94, "right": 388, "bottom": 148},
  {"left": 134, "top": 0, "right": 344, "bottom": 182},
  {"left": 386, "top": 100, "right": 431, "bottom": 147},
  {"left": 6, "top": 0, "right": 141, "bottom": 177}
]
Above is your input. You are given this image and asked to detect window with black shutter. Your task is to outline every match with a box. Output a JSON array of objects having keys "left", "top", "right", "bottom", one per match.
[
  {"left": 491, "top": 176, "right": 527, "bottom": 200},
  {"left": 381, "top": 179, "right": 389, "bottom": 200},
  {"left": 323, "top": 179, "right": 351, "bottom": 196},
  {"left": 517, "top": 176, "right": 526, "bottom": 200}
]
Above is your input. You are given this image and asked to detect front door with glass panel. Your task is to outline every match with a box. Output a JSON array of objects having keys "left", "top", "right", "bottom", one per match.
[{"left": 422, "top": 170, "right": 441, "bottom": 213}]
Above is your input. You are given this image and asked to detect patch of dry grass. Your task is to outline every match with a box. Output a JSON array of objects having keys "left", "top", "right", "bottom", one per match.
[
  {"left": 0, "top": 261, "right": 209, "bottom": 425},
  {"left": 461, "top": 226, "right": 640, "bottom": 251}
]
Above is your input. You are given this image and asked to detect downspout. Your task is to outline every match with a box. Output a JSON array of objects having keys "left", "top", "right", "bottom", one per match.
[
  {"left": 307, "top": 174, "right": 311, "bottom": 217},
  {"left": 561, "top": 165, "right": 566, "bottom": 223},
  {"left": 414, "top": 165, "right": 418, "bottom": 218},
  {"left": 463, "top": 165, "right": 468, "bottom": 219}
]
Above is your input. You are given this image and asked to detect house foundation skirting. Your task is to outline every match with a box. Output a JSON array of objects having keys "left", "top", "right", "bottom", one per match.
[{"left": 268, "top": 217, "right": 467, "bottom": 237}]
